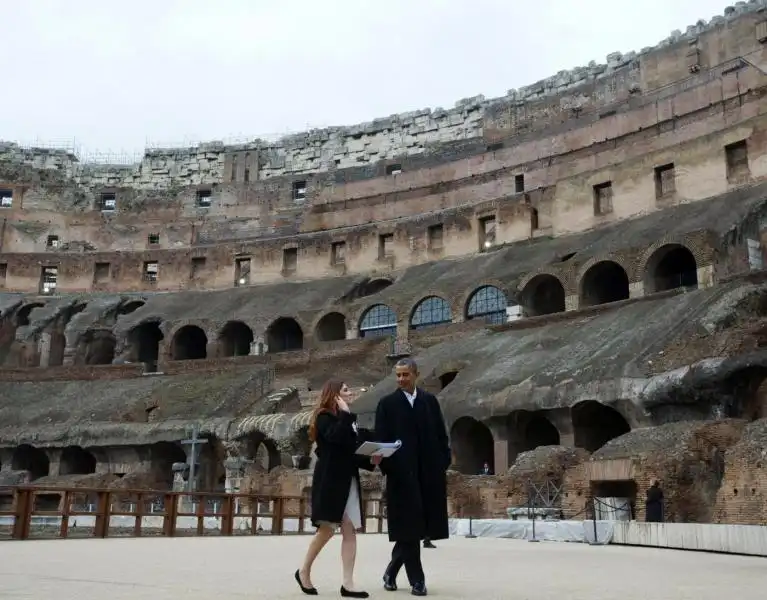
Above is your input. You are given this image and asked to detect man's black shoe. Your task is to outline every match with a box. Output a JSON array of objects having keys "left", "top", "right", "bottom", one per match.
[
  {"left": 383, "top": 572, "right": 397, "bottom": 591},
  {"left": 411, "top": 582, "right": 428, "bottom": 596},
  {"left": 423, "top": 540, "right": 436, "bottom": 548}
]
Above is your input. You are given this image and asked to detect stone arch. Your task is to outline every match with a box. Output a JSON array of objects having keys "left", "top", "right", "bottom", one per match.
[
  {"left": 171, "top": 325, "right": 208, "bottom": 360},
  {"left": 245, "top": 433, "right": 282, "bottom": 471},
  {"left": 315, "top": 312, "right": 347, "bottom": 342},
  {"left": 519, "top": 274, "right": 566, "bottom": 317},
  {"left": 266, "top": 317, "right": 304, "bottom": 352},
  {"left": 409, "top": 295, "right": 452, "bottom": 330},
  {"left": 340, "top": 277, "right": 394, "bottom": 301},
  {"left": 15, "top": 303, "right": 45, "bottom": 327},
  {"left": 465, "top": 285, "right": 508, "bottom": 325},
  {"left": 11, "top": 444, "right": 50, "bottom": 480},
  {"left": 118, "top": 300, "right": 145, "bottom": 316},
  {"left": 150, "top": 442, "right": 187, "bottom": 487},
  {"left": 571, "top": 401, "right": 631, "bottom": 452},
  {"left": 508, "top": 411, "right": 560, "bottom": 453},
  {"left": 75, "top": 329, "right": 116, "bottom": 365},
  {"left": 59, "top": 445, "right": 97, "bottom": 475},
  {"left": 579, "top": 260, "right": 630, "bottom": 307},
  {"left": 642, "top": 243, "right": 698, "bottom": 294},
  {"left": 219, "top": 321, "right": 253, "bottom": 357},
  {"left": 358, "top": 304, "right": 397, "bottom": 338},
  {"left": 439, "top": 371, "right": 459, "bottom": 390},
  {"left": 127, "top": 321, "right": 164, "bottom": 368},
  {"left": 450, "top": 417, "right": 494, "bottom": 474}
]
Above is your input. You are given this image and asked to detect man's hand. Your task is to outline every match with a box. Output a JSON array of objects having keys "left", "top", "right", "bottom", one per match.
[{"left": 371, "top": 454, "right": 383, "bottom": 466}]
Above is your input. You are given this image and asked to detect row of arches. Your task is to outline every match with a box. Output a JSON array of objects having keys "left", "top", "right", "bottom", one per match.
[
  {"left": 10, "top": 444, "right": 98, "bottom": 479},
  {"left": 449, "top": 401, "right": 632, "bottom": 475},
  {"left": 110, "top": 244, "right": 701, "bottom": 364}
]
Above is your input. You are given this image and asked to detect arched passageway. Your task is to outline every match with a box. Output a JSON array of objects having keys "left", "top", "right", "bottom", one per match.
[
  {"left": 171, "top": 325, "right": 208, "bottom": 360},
  {"left": 439, "top": 371, "right": 458, "bottom": 390},
  {"left": 409, "top": 296, "right": 452, "bottom": 330},
  {"left": 644, "top": 244, "right": 698, "bottom": 294},
  {"left": 519, "top": 274, "right": 566, "bottom": 317},
  {"left": 59, "top": 446, "right": 97, "bottom": 475},
  {"left": 518, "top": 413, "right": 560, "bottom": 451},
  {"left": 128, "top": 321, "right": 164, "bottom": 369},
  {"left": 266, "top": 318, "right": 303, "bottom": 352},
  {"left": 246, "top": 434, "right": 282, "bottom": 471},
  {"left": 358, "top": 304, "right": 397, "bottom": 338},
  {"left": 118, "top": 300, "right": 145, "bottom": 316},
  {"left": 571, "top": 401, "right": 631, "bottom": 452},
  {"left": 579, "top": 261, "right": 630, "bottom": 307},
  {"left": 219, "top": 321, "right": 253, "bottom": 357},
  {"left": 450, "top": 417, "right": 494, "bottom": 474},
  {"left": 76, "top": 330, "right": 116, "bottom": 365},
  {"left": 315, "top": 312, "right": 347, "bottom": 342},
  {"left": 150, "top": 442, "right": 187, "bottom": 487},
  {"left": 11, "top": 445, "right": 50, "bottom": 480},
  {"left": 465, "top": 285, "right": 508, "bottom": 325},
  {"left": 15, "top": 303, "right": 45, "bottom": 327}
]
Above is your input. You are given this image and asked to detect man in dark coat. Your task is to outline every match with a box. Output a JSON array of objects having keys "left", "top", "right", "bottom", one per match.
[
  {"left": 374, "top": 358, "right": 451, "bottom": 597},
  {"left": 645, "top": 480, "right": 664, "bottom": 522}
]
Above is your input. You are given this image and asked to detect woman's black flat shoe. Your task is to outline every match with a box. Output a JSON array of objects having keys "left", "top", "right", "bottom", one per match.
[
  {"left": 341, "top": 586, "right": 369, "bottom": 598},
  {"left": 295, "top": 570, "right": 318, "bottom": 595}
]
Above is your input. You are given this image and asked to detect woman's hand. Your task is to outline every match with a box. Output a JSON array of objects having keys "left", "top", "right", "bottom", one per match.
[
  {"left": 336, "top": 397, "right": 350, "bottom": 413},
  {"left": 371, "top": 454, "right": 383, "bottom": 466}
]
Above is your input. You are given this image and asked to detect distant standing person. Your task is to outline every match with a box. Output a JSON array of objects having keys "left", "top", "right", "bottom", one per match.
[
  {"left": 375, "top": 358, "right": 451, "bottom": 597},
  {"left": 645, "top": 480, "right": 664, "bottom": 523},
  {"left": 295, "top": 378, "right": 380, "bottom": 598}
]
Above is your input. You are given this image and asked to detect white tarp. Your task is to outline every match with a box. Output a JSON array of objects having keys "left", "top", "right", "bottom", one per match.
[{"left": 448, "top": 518, "right": 615, "bottom": 545}]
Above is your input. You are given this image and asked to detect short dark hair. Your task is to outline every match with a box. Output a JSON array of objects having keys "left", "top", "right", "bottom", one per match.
[{"left": 395, "top": 357, "right": 418, "bottom": 373}]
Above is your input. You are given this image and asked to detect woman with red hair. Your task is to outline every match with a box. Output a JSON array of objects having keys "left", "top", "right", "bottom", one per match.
[{"left": 295, "top": 378, "right": 379, "bottom": 598}]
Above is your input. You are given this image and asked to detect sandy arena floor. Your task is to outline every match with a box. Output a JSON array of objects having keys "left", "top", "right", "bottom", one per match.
[{"left": 0, "top": 534, "right": 764, "bottom": 599}]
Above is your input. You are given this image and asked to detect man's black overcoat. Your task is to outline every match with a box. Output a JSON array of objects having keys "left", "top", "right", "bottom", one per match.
[
  {"left": 374, "top": 388, "right": 451, "bottom": 542},
  {"left": 310, "top": 409, "right": 374, "bottom": 529}
]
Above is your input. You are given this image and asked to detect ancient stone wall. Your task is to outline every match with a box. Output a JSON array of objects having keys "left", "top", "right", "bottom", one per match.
[{"left": 713, "top": 417, "right": 767, "bottom": 524}]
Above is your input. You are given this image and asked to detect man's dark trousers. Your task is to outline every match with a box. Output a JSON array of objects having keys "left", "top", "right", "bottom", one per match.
[{"left": 387, "top": 539, "right": 425, "bottom": 585}]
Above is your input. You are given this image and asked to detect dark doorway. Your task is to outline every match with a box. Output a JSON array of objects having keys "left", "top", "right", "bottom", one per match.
[
  {"left": 171, "top": 325, "right": 208, "bottom": 360},
  {"left": 523, "top": 414, "right": 560, "bottom": 450},
  {"left": 219, "top": 321, "right": 253, "bottom": 357},
  {"left": 76, "top": 330, "right": 116, "bottom": 365},
  {"left": 11, "top": 444, "right": 50, "bottom": 480},
  {"left": 267, "top": 318, "right": 304, "bottom": 353},
  {"left": 572, "top": 401, "right": 631, "bottom": 452},
  {"left": 128, "top": 321, "right": 164, "bottom": 370},
  {"left": 59, "top": 446, "right": 97, "bottom": 475},
  {"left": 520, "top": 274, "right": 566, "bottom": 316},
  {"left": 315, "top": 312, "right": 347, "bottom": 342},
  {"left": 450, "top": 417, "right": 494, "bottom": 474},
  {"left": 644, "top": 244, "right": 698, "bottom": 294},
  {"left": 580, "top": 261, "right": 630, "bottom": 307}
]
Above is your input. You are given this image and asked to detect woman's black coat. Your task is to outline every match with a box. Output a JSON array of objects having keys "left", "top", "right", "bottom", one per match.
[
  {"left": 374, "top": 388, "right": 451, "bottom": 542},
  {"left": 310, "top": 409, "right": 374, "bottom": 529}
]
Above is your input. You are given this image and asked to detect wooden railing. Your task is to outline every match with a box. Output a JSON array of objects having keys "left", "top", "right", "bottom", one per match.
[{"left": 0, "top": 486, "right": 386, "bottom": 541}]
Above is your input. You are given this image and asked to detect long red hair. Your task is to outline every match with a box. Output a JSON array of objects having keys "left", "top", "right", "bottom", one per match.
[{"left": 308, "top": 378, "right": 345, "bottom": 442}]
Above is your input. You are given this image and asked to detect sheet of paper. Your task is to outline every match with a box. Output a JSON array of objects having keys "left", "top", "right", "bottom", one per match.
[{"left": 355, "top": 440, "right": 402, "bottom": 458}]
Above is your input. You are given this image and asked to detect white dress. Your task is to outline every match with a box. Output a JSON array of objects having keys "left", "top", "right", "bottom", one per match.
[{"left": 344, "top": 477, "right": 362, "bottom": 530}]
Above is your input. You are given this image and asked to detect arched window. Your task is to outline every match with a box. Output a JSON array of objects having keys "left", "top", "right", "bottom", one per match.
[
  {"left": 359, "top": 304, "right": 397, "bottom": 338},
  {"left": 410, "top": 296, "right": 452, "bottom": 330},
  {"left": 466, "top": 285, "right": 508, "bottom": 325}
]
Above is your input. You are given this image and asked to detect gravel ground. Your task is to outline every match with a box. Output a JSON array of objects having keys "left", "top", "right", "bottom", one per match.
[{"left": 0, "top": 534, "right": 764, "bottom": 599}]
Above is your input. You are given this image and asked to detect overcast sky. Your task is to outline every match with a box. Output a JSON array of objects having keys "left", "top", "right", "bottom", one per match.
[{"left": 2, "top": 0, "right": 731, "bottom": 157}]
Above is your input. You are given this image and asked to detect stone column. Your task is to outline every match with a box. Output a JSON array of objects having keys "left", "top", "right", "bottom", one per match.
[
  {"left": 629, "top": 281, "right": 644, "bottom": 299},
  {"left": 565, "top": 295, "right": 579, "bottom": 311},
  {"left": 547, "top": 408, "right": 575, "bottom": 448},
  {"left": 38, "top": 332, "right": 52, "bottom": 367},
  {"left": 487, "top": 419, "right": 511, "bottom": 474}
]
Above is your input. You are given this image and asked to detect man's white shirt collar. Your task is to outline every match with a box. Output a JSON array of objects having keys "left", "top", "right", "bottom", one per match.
[{"left": 403, "top": 388, "right": 417, "bottom": 406}]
